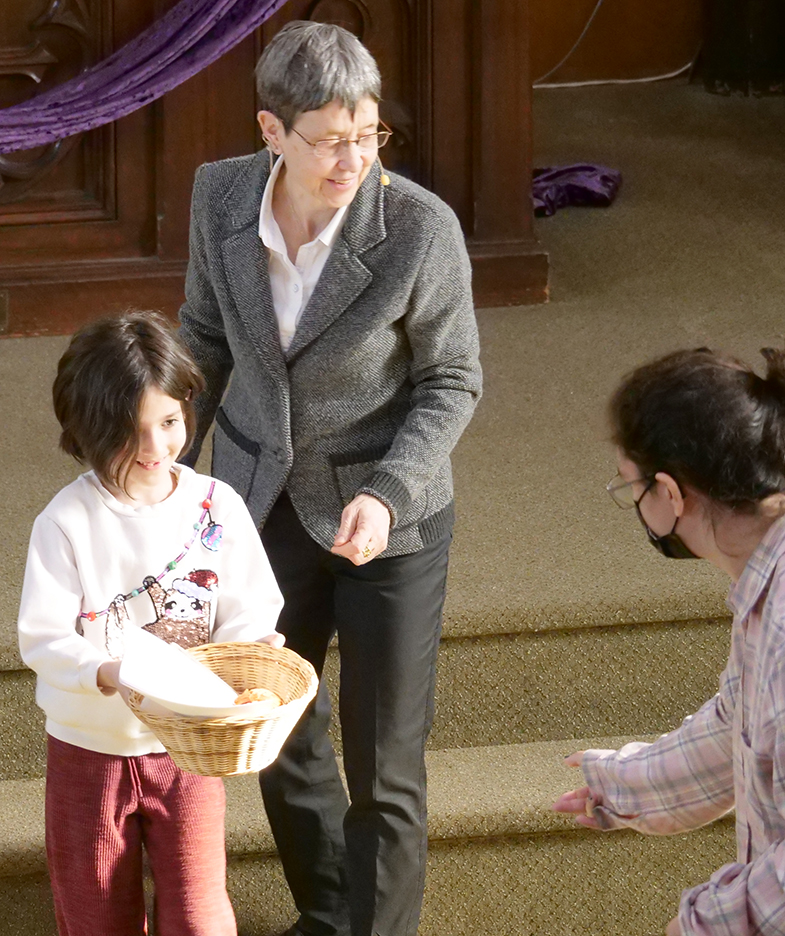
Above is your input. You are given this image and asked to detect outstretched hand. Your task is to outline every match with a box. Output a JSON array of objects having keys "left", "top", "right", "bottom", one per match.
[
  {"left": 551, "top": 751, "right": 604, "bottom": 830},
  {"left": 331, "top": 494, "right": 391, "bottom": 565},
  {"left": 665, "top": 917, "right": 681, "bottom": 936}
]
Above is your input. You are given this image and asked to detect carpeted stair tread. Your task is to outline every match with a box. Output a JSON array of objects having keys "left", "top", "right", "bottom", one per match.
[
  {"left": 219, "top": 736, "right": 683, "bottom": 857},
  {"left": 1, "top": 615, "right": 732, "bottom": 781},
  {"left": 424, "top": 738, "right": 650, "bottom": 840},
  {"left": 0, "top": 736, "right": 672, "bottom": 876}
]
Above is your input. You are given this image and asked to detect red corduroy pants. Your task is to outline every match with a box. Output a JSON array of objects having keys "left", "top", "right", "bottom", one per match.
[{"left": 45, "top": 735, "right": 236, "bottom": 936}]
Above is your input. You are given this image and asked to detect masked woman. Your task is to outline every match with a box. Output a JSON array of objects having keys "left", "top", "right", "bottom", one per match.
[
  {"left": 178, "top": 20, "right": 482, "bottom": 936},
  {"left": 554, "top": 346, "right": 785, "bottom": 936}
]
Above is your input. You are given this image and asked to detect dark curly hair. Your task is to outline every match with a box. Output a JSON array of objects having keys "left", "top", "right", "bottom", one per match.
[
  {"left": 53, "top": 311, "right": 205, "bottom": 492},
  {"left": 609, "top": 346, "right": 785, "bottom": 512}
]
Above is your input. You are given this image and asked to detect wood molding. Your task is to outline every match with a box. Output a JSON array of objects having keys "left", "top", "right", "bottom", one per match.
[
  {"left": 467, "top": 0, "right": 548, "bottom": 303},
  {"left": 0, "top": 257, "right": 187, "bottom": 286},
  {"left": 0, "top": 258, "right": 187, "bottom": 336},
  {"left": 469, "top": 245, "right": 550, "bottom": 308}
]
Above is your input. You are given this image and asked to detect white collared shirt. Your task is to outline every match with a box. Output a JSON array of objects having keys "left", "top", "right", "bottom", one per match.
[{"left": 258, "top": 155, "right": 348, "bottom": 351}]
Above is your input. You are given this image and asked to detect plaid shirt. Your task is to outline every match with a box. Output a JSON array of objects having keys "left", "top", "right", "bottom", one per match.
[{"left": 582, "top": 514, "right": 785, "bottom": 936}]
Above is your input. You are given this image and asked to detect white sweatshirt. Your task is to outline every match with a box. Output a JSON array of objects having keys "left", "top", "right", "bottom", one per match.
[{"left": 18, "top": 464, "right": 283, "bottom": 756}]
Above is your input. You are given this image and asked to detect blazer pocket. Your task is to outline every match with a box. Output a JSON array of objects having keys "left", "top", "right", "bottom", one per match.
[
  {"left": 212, "top": 408, "right": 260, "bottom": 502},
  {"left": 333, "top": 459, "right": 429, "bottom": 527}
]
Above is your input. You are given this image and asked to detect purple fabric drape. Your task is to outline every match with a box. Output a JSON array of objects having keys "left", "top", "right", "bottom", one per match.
[
  {"left": 532, "top": 164, "right": 622, "bottom": 217},
  {"left": 0, "top": 0, "right": 288, "bottom": 154}
]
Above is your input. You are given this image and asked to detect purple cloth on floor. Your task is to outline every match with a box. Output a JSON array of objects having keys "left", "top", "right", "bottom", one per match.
[
  {"left": 532, "top": 164, "right": 622, "bottom": 216},
  {"left": 0, "top": 0, "right": 287, "bottom": 153}
]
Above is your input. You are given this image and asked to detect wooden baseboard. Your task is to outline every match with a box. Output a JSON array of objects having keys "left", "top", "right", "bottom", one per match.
[
  {"left": 0, "top": 259, "right": 187, "bottom": 337},
  {"left": 0, "top": 242, "right": 551, "bottom": 337},
  {"left": 469, "top": 243, "right": 550, "bottom": 307}
]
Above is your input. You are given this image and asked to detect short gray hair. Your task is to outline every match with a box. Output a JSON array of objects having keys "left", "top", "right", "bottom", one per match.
[{"left": 255, "top": 21, "right": 381, "bottom": 130}]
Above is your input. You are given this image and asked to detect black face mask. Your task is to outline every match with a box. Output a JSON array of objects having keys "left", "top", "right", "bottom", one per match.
[{"left": 634, "top": 507, "right": 700, "bottom": 559}]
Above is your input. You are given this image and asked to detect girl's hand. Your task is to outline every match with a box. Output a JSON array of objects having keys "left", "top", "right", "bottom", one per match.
[
  {"left": 257, "top": 632, "right": 285, "bottom": 649},
  {"left": 665, "top": 916, "right": 681, "bottom": 936},
  {"left": 96, "top": 660, "right": 132, "bottom": 704},
  {"left": 97, "top": 659, "right": 121, "bottom": 694},
  {"left": 552, "top": 751, "right": 604, "bottom": 830},
  {"left": 331, "top": 494, "right": 391, "bottom": 565}
]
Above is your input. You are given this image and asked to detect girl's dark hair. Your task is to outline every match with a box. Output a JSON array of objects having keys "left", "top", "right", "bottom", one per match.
[
  {"left": 53, "top": 311, "right": 205, "bottom": 491},
  {"left": 609, "top": 347, "right": 785, "bottom": 511}
]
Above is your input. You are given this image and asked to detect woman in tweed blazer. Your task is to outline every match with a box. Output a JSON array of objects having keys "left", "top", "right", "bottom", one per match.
[{"left": 179, "top": 22, "right": 481, "bottom": 936}]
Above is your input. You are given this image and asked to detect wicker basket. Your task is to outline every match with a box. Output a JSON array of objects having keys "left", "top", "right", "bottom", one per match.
[{"left": 128, "top": 642, "right": 317, "bottom": 777}]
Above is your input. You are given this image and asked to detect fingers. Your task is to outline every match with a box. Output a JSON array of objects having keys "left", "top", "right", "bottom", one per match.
[
  {"left": 257, "top": 632, "right": 286, "bottom": 648},
  {"left": 331, "top": 495, "right": 391, "bottom": 565},
  {"left": 552, "top": 784, "right": 603, "bottom": 830},
  {"left": 117, "top": 684, "right": 134, "bottom": 706},
  {"left": 332, "top": 502, "right": 358, "bottom": 548},
  {"left": 665, "top": 916, "right": 682, "bottom": 936},
  {"left": 552, "top": 787, "right": 591, "bottom": 814},
  {"left": 563, "top": 750, "right": 585, "bottom": 768},
  {"left": 97, "top": 659, "right": 122, "bottom": 695},
  {"left": 331, "top": 539, "right": 378, "bottom": 565},
  {"left": 574, "top": 813, "right": 603, "bottom": 830}
]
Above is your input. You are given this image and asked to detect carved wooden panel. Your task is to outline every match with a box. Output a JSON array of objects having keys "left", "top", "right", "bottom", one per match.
[
  {"left": 0, "top": 0, "right": 112, "bottom": 217},
  {"left": 0, "top": 0, "right": 161, "bottom": 273}
]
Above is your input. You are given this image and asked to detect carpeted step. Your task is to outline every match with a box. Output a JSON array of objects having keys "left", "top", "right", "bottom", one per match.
[
  {"left": 0, "top": 610, "right": 731, "bottom": 782},
  {"left": 0, "top": 738, "right": 736, "bottom": 936},
  {"left": 0, "top": 611, "right": 732, "bottom": 781}
]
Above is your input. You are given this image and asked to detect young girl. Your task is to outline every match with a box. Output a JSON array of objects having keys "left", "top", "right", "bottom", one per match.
[
  {"left": 553, "top": 346, "right": 785, "bottom": 936},
  {"left": 18, "top": 311, "right": 284, "bottom": 936}
]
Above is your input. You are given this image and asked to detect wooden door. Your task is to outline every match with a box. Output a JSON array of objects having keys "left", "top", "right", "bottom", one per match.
[{"left": 0, "top": 0, "right": 547, "bottom": 337}]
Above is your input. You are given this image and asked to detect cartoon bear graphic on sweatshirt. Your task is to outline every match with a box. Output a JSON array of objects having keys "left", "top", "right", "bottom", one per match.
[
  {"left": 103, "top": 569, "right": 218, "bottom": 655},
  {"left": 141, "top": 570, "right": 218, "bottom": 648}
]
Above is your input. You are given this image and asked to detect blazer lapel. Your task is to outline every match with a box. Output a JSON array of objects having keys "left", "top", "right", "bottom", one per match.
[
  {"left": 219, "top": 153, "right": 287, "bottom": 379},
  {"left": 285, "top": 161, "right": 387, "bottom": 361}
]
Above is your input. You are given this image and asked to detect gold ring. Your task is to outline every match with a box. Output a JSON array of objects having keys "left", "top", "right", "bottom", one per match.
[
  {"left": 362, "top": 545, "right": 373, "bottom": 559},
  {"left": 585, "top": 794, "right": 594, "bottom": 818}
]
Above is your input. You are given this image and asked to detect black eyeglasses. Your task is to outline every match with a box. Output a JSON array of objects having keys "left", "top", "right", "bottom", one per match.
[{"left": 290, "top": 120, "right": 393, "bottom": 159}]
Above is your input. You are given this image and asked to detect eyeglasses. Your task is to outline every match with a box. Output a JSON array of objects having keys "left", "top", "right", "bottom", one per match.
[
  {"left": 290, "top": 120, "right": 393, "bottom": 159},
  {"left": 606, "top": 473, "right": 655, "bottom": 509}
]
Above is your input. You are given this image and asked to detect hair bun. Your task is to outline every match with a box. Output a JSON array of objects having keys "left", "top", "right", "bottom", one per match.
[{"left": 761, "top": 347, "right": 785, "bottom": 390}]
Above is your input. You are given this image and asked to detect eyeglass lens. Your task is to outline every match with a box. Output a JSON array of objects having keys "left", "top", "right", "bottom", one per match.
[
  {"left": 606, "top": 474, "right": 650, "bottom": 509},
  {"left": 313, "top": 131, "right": 391, "bottom": 157}
]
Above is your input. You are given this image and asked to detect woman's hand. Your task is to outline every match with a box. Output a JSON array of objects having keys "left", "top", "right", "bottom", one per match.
[
  {"left": 665, "top": 916, "right": 681, "bottom": 936},
  {"left": 257, "top": 632, "right": 286, "bottom": 648},
  {"left": 552, "top": 751, "right": 604, "bottom": 830},
  {"left": 331, "top": 494, "right": 391, "bottom": 565}
]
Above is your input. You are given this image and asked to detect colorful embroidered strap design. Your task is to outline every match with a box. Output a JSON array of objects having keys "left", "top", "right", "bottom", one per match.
[{"left": 80, "top": 481, "right": 216, "bottom": 622}]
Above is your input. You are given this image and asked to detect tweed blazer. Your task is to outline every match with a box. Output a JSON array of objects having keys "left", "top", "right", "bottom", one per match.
[{"left": 179, "top": 151, "right": 482, "bottom": 557}]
